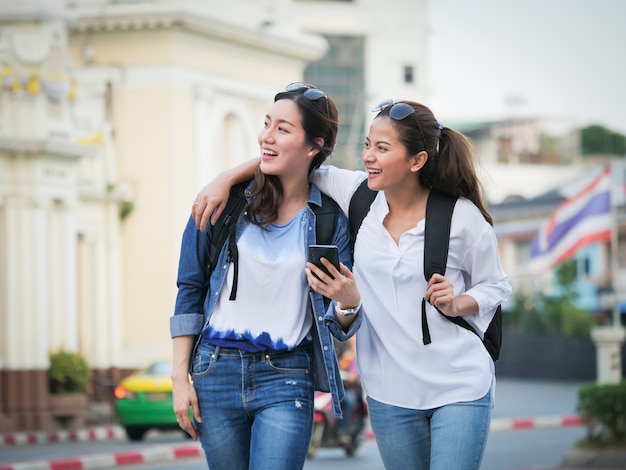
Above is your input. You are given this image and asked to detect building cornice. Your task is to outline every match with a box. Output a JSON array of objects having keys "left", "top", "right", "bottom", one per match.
[
  {"left": 69, "top": 3, "right": 328, "bottom": 62},
  {"left": 0, "top": 4, "right": 77, "bottom": 24},
  {"left": 0, "top": 138, "right": 95, "bottom": 159}
]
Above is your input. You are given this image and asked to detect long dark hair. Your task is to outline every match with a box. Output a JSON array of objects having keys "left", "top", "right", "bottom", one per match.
[
  {"left": 374, "top": 100, "right": 492, "bottom": 225},
  {"left": 246, "top": 86, "right": 339, "bottom": 228}
]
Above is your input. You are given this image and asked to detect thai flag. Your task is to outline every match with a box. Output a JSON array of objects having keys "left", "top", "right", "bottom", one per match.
[{"left": 529, "top": 166, "right": 612, "bottom": 274}]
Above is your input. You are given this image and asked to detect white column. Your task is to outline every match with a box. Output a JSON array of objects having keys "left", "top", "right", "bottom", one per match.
[
  {"left": 0, "top": 197, "right": 7, "bottom": 370},
  {"left": 77, "top": 203, "right": 122, "bottom": 371},
  {"left": 61, "top": 201, "right": 79, "bottom": 350},
  {"left": 32, "top": 197, "right": 50, "bottom": 368},
  {"left": 105, "top": 202, "right": 123, "bottom": 367},
  {"left": 49, "top": 199, "right": 79, "bottom": 352},
  {"left": 3, "top": 193, "right": 49, "bottom": 369},
  {"left": 591, "top": 326, "right": 626, "bottom": 384},
  {"left": 2, "top": 199, "right": 23, "bottom": 367},
  {"left": 92, "top": 229, "right": 108, "bottom": 368}
]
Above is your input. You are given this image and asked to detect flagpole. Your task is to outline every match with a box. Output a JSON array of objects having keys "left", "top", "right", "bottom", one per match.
[
  {"left": 590, "top": 161, "right": 625, "bottom": 384},
  {"left": 609, "top": 161, "right": 621, "bottom": 327}
]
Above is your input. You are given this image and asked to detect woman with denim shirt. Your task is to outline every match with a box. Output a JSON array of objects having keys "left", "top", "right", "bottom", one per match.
[
  {"left": 191, "top": 99, "right": 512, "bottom": 470},
  {"left": 170, "top": 83, "right": 361, "bottom": 470}
]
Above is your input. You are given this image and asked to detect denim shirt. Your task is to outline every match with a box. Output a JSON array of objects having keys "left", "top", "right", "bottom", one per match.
[{"left": 170, "top": 184, "right": 361, "bottom": 418}]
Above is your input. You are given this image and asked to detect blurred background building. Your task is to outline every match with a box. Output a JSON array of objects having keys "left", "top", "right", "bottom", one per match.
[{"left": 0, "top": 0, "right": 624, "bottom": 431}]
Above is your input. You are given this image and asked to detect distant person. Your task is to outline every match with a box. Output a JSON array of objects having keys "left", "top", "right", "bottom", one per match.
[
  {"left": 170, "top": 83, "right": 361, "bottom": 470},
  {"left": 192, "top": 97, "right": 511, "bottom": 469}
]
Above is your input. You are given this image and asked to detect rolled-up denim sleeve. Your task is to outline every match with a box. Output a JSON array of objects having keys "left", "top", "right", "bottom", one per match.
[
  {"left": 325, "top": 302, "right": 362, "bottom": 341},
  {"left": 170, "top": 215, "right": 210, "bottom": 338},
  {"left": 170, "top": 313, "right": 203, "bottom": 337}
]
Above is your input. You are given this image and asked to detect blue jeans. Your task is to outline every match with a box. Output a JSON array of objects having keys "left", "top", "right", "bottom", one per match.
[
  {"left": 190, "top": 342, "right": 314, "bottom": 470},
  {"left": 367, "top": 389, "right": 492, "bottom": 470}
]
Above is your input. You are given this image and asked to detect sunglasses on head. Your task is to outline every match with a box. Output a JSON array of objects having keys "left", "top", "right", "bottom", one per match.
[
  {"left": 285, "top": 82, "right": 328, "bottom": 101},
  {"left": 372, "top": 99, "right": 428, "bottom": 152}
]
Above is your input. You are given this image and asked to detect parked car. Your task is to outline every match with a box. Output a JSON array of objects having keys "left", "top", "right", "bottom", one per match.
[{"left": 114, "top": 360, "right": 185, "bottom": 441}]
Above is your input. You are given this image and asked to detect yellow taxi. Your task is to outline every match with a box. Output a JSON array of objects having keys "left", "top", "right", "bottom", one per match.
[{"left": 114, "top": 360, "right": 185, "bottom": 441}]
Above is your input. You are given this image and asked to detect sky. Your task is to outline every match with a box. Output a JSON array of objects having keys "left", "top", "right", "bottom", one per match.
[{"left": 428, "top": 0, "right": 626, "bottom": 134}]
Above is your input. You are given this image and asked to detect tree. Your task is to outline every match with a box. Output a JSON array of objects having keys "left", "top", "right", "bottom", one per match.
[
  {"left": 581, "top": 125, "right": 626, "bottom": 156},
  {"left": 506, "top": 260, "right": 595, "bottom": 336}
]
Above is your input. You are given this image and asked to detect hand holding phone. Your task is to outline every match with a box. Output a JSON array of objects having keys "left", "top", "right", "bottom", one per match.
[{"left": 308, "top": 245, "right": 340, "bottom": 280}]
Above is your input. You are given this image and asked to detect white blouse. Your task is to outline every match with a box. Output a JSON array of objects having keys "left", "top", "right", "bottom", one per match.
[{"left": 311, "top": 165, "right": 512, "bottom": 409}]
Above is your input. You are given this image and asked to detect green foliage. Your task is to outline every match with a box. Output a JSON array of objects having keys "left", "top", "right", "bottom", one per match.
[
  {"left": 120, "top": 201, "right": 134, "bottom": 220},
  {"left": 555, "top": 259, "right": 577, "bottom": 293},
  {"left": 577, "top": 381, "right": 626, "bottom": 447},
  {"left": 506, "top": 292, "right": 594, "bottom": 336},
  {"left": 48, "top": 349, "right": 91, "bottom": 394},
  {"left": 506, "top": 261, "right": 595, "bottom": 336},
  {"left": 581, "top": 125, "right": 626, "bottom": 156}
]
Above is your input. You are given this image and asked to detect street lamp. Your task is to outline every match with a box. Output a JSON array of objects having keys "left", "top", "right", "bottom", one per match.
[
  {"left": 597, "top": 284, "right": 616, "bottom": 324},
  {"left": 592, "top": 283, "right": 625, "bottom": 383}
]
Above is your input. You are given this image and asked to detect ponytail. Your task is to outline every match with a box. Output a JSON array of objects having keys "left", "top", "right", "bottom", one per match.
[{"left": 426, "top": 127, "right": 493, "bottom": 225}]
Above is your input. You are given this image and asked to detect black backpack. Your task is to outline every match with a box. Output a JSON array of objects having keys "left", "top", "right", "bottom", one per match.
[
  {"left": 205, "top": 180, "right": 339, "bottom": 302},
  {"left": 348, "top": 179, "right": 502, "bottom": 362}
]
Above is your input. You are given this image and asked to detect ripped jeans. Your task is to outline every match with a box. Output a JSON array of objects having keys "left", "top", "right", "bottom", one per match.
[{"left": 190, "top": 342, "right": 314, "bottom": 470}]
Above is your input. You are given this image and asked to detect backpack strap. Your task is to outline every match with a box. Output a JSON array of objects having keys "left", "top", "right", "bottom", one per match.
[
  {"left": 421, "top": 190, "right": 502, "bottom": 361},
  {"left": 310, "top": 192, "right": 340, "bottom": 310},
  {"left": 348, "top": 179, "right": 377, "bottom": 249},
  {"left": 421, "top": 190, "right": 458, "bottom": 345},
  {"left": 483, "top": 305, "right": 502, "bottom": 361},
  {"left": 310, "top": 192, "right": 339, "bottom": 246},
  {"left": 442, "top": 306, "right": 502, "bottom": 361},
  {"left": 422, "top": 190, "right": 458, "bottom": 280},
  {"left": 206, "top": 180, "right": 250, "bottom": 301}
]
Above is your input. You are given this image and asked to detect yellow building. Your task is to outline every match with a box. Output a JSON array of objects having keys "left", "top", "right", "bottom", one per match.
[{"left": 0, "top": 0, "right": 332, "bottom": 431}]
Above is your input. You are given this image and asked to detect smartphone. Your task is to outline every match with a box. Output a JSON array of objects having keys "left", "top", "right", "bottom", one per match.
[{"left": 308, "top": 245, "right": 340, "bottom": 280}]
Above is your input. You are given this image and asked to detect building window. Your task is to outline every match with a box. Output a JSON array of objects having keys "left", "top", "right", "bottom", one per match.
[
  {"left": 403, "top": 65, "right": 414, "bottom": 84},
  {"left": 304, "top": 35, "right": 365, "bottom": 169},
  {"left": 574, "top": 257, "right": 591, "bottom": 277}
]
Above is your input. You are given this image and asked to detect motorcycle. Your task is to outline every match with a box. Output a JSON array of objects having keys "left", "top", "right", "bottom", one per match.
[{"left": 307, "top": 387, "right": 368, "bottom": 458}]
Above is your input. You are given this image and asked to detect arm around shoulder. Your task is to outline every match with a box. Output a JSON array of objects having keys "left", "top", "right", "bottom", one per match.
[{"left": 193, "top": 157, "right": 260, "bottom": 229}]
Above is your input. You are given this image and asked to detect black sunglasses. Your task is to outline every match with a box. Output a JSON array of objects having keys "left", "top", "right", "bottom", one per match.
[
  {"left": 372, "top": 99, "right": 428, "bottom": 152},
  {"left": 285, "top": 82, "right": 328, "bottom": 101}
]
